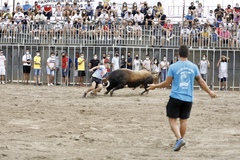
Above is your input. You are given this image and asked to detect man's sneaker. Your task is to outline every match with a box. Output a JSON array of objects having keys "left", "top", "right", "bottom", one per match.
[
  {"left": 173, "top": 138, "right": 186, "bottom": 151},
  {"left": 50, "top": 83, "right": 54, "bottom": 86},
  {"left": 1, "top": 81, "right": 5, "bottom": 85},
  {"left": 48, "top": 83, "right": 51, "bottom": 86},
  {"left": 83, "top": 91, "right": 87, "bottom": 98}
]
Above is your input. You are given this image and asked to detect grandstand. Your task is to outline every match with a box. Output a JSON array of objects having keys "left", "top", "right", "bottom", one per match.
[{"left": 1, "top": 0, "right": 240, "bottom": 90}]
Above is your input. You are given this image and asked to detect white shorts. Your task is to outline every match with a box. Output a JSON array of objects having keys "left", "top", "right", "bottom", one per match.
[
  {"left": 74, "top": 70, "right": 78, "bottom": 77},
  {"left": 0, "top": 67, "right": 5, "bottom": 75},
  {"left": 219, "top": 71, "right": 227, "bottom": 79},
  {"left": 46, "top": 67, "right": 55, "bottom": 76}
]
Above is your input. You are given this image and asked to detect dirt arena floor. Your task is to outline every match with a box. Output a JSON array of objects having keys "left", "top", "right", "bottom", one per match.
[{"left": 0, "top": 84, "right": 240, "bottom": 160}]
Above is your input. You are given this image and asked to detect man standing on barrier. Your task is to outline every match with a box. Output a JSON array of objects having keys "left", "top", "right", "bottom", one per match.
[
  {"left": 22, "top": 49, "right": 32, "bottom": 84},
  {"left": 0, "top": 50, "right": 6, "bottom": 84}
]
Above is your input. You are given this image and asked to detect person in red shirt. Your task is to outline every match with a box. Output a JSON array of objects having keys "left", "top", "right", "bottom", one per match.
[
  {"left": 43, "top": 4, "right": 52, "bottom": 20},
  {"left": 61, "top": 52, "right": 68, "bottom": 85},
  {"left": 163, "top": 19, "right": 175, "bottom": 41},
  {"left": 33, "top": 1, "right": 41, "bottom": 14},
  {"left": 225, "top": 4, "right": 234, "bottom": 20}
]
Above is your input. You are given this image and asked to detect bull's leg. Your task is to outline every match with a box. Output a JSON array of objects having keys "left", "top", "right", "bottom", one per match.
[
  {"left": 140, "top": 77, "right": 153, "bottom": 95},
  {"left": 140, "top": 89, "right": 149, "bottom": 95},
  {"left": 110, "top": 84, "right": 125, "bottom": 96}
]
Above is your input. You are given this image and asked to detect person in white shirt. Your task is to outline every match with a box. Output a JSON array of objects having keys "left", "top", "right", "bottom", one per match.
[
  {"left": 198, "top": 54, "right": 210, "bottom": 82},
  {"left": 111, "top": 52, "right": 120, "bottom": 71},
  {"left": 63, "top": 19, "right": 73, "bottom": 38},
  {"left": 142, "top": 55, "right": 151, "bottom": 71},
  {"left": 34, "top": 11, "right": 46, "bottom": 25},
  {"left": 180, "top": 23, "right": 191, "bottom": 45},
  {"left": 111, "top": 2, "right": 118, "bottom": 17},
  {"left": 46, "top": 52, "right": 56, "bottom": 86},
  {"left": 160, "top": 55, "right": 169, "bottom": 82},
  {"left": 151, "top": 58, "right": 160, "bottom": 84},
  {"left": 206, "top": 10, "right": 216, "bottom": 27},
  {"left": 217, "top": 55, "right": 230, "bottom": 90},
  {"left": 98, "top": 10, "right": 109, "bottom": 25},
  {"left": 133, "top": 54, "right": 142, "bottom": 71},
  {"left": 71, "top": 10, "right": 82, "bottom": 21},
  {"left": 0, "top": 50, "right": 6, "bottom": 84},
  {"left": 134, "top": 11, "right": 144, "bottom": 25},
  {"left": 13, "top": 11, "right": 24, "bottom": 24},
  {"left": 53, "top": 19, "right": 63, "bottom": 40},
  {"left": 22, "top": 49, "right": 32, "bottom": 84},
  {"left": 132, "top": 22, "right": 142, "bottom": 40},
  {"left": 124, "top": 10, "right": 134, "bottom": 22}
]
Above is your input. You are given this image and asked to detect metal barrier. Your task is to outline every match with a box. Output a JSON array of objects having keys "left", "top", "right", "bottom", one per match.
[{"left": 1, "top": 44, "right": 240, "bottom": 90}]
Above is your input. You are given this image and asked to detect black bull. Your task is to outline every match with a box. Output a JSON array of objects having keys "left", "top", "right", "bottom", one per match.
[{"left": 102, "top": 69, "right": 154, "bottom": 96}]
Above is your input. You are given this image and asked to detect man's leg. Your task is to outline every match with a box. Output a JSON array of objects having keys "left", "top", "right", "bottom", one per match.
[
  {"left": 168, "top": 118, "right": 182, "bottom": 140},
  {"left": 180, "top": 119, "right": 187, "bottom": 138}
]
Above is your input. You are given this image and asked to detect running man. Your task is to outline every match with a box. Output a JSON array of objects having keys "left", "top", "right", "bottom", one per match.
[
  {"left": 83, "top": 62, "right": 110, "bottom": 98},
  {"left": 147, "top": 45, "right": 217, "bottom": 151}
]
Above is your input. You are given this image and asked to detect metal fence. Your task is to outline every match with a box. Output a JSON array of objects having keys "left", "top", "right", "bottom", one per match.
[{"left": 1, "top": 44, "right": 240, "bottom": 90}]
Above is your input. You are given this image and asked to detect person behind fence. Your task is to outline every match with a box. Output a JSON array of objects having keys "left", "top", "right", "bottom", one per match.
[
  {"left": 160, "top": 55, "right": 169, "bottom": 82},
  {"left": 198, "top": 54, "right": 210, "bottom": 90},
  {"left": 111, "top": 52, "right": 119, "bottom": 71},
  {"left": 22, "top": 49, "right": 32, "bottom": 84},
  {"left": 147, "top": 44, "right": 217, "bottom": 152},
  {"left": 0, "top": 50, "right": 6, "bottom": 85},
  {"left": 133, "top": 54, "right": 142, "bottom": 71},
  {"left": 151, "top": 58, "right": 160, "bottom": 84},
  {"left": 217, "top": 55, "right": 230, "bottom": 91},
  {"left": 126, "top": 52, "right": 133, "bottom": 70},
  {"left": 74, "top": 52, "right": 79, "bottom": 85},
  {"left": 54, "top": 51, "right": 60, "bottom": 85},
  {"left": 78, "top": 53, "right": 87, "bottom": 87},
  {"left": 61, "top": 52, "right": 68, "bottom": 86},
  {"left": 46, "top": 52, "right": 56, "bottom": 86},
  {"left": 89, "top": 54, "right": 100, "bottom": 78},
  {"left": 83, "top": 62, "right": 110, "bottom": 98},
  {"left": 33, "top": 51, "right": 41, "bottom": 85},
  {"left": 120, "top": 53, "right": 126, "bottom": 68},
  {"left": 142, "top": 55, "right": 151, "bottom": 71},
  {"left": 66, "top": 53, "right": 73, "bottom": 86}
]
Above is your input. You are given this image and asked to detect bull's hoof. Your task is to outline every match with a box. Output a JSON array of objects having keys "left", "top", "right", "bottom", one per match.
[
  {"left": 104, "top": 92, "right": 108, "bottom": 95},
  {"left": 110, "top": 92, "right": 113, "bottom": 96}
]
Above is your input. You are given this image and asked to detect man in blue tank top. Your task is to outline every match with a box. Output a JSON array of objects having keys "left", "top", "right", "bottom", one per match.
[{"left": 148, "top": 45, "right": 217, "bottom": 151}]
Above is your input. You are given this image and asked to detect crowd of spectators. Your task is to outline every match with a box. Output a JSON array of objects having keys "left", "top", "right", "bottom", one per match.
[{"left": 1, "top": 1, "right": 240, "bottom": 48}]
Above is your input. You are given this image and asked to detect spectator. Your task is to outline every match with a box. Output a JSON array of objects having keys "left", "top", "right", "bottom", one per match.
[
  {"left": 63, "top": 2, "right": 72, "bottom": 19},
  {"left": 2, "top": 2, "right": 10, "bottom": 12},
  {"left": 3, "top": 9, "right": 12, "bottom": 20},
  {"left": 132, "top": 22, "right": 142, "bottom": 40},
  {"left": 233, "top": 14, "right": 240, "bottom": 26},
  {"left": 196, "top": 3, "right": 204, "bottom": 22},
  {"left": 132, "top": 2, "right": 138, "bottom": 16},
  {"left": 233, "top": 25, "right": 240, "bottom": 48},
  {"left": 219, "top": 26, "right": 232, "bottom": 48},
  {"left": 201, "top": 26, "right": 210, "bottom": 48},
  {"left": 61, "top": 52, "right": 68, "bottom": 86},
  {"left": 34, "top": 11, "right": 46, "bottom": 25},
  {"left": 31, "top": 20, "right": 41, "bottom": 40},
  {"left": 22, "top": 49, "right": 32, "bottom": 84},
  {"left": 111, "top": 52, "right": 120, "bottom": 71},
  {"left": 33, "top": 1, "right": 41, "bottom": 15},
  {"left": 151, "top": 24, "right": 163, "bottom": 46},
  {"left": 188, "top": 2, "right": 196, "bottom": 16},
  {"left": 145, "top": 10, "right": 154, "bottom": 27},
  {"left": 206, "top": 10, "right": 216, "bottom": 27},
  {"left": 43, "top": 20, "right": 54, "bottom": 39},
  {"left": 0, "top": 50, "right": 6, "bottom": 84},
  {"left": 72, "top": 9, "right": 81, "bottom": 21},
  {"left": 46, "top": 52, "right": 56, "bottom": 86},
  {"left": 55, "top": 51, "right": 60, "bottom": 85},
  {"left": 53, "top": 19, "right": 63, "bottom": 40},
  {"left": 170, "top": 54, "right": 178, "bottom": 64},
  {"left": 13, "top": 10, "right": 25, "bottom": 24},
  {"left": 66, "top": 53, "right": 73, "bottom": 85},
  {"left": 159, "top": 9, "right": 167, "bottom": 26},
  {"left": 96, "top": 1, "right": 104, "bottom": 18},
  {"left": 217, "top": 55, "right": 230, "bottom": 90},
  {"left": 104, "top": 2, "right": 111, "bottom": 13},
  {"left": 74, "top": 52, "right": 79, "bottom": 85},
  {"left": 33, "top": 51, "right": 41, "bottom": 85},
  {"left": 71, "top": 1, "right": 79, "bottom": 17},
  {"left": 126, "top": 21, "right": 133, "bottom": 40},
  {"left": 214, "top": 4, "right": 224, "bottom": 19},
  {"left": 121, "top": 2, "right": 128, "bottom": 18},
  {"left": 133, "top": 54, "right": 142, "bottom": 71},
  {"left": 85, "top": 0, "right": 94, "bottom": 20},
  {"left": 152, "top": 5, "right": 158, "bottom": 17},
  {"left": 119, "top": 54, "right": 125, "bottom": 68},
  {"left": 180, "top": 23, "right": 191, "bottom": 46},
  {"left": 126, "top": 52, "right": 132, "bottom": 70},
  {"left": 233, "top": 3, "right": 240, "bottom": 16},
  {"left": 185, "top": 10, "right": 194, "bottom": 27},
  {"left": 163, "top": 19, "right": 174, "bottom": 41},
  {"left": 124, "top": 10, "right": 134, "bottom": 23},
  {"left": 210, "top": 27, "right": 218, "bottom": 48},
  {"left": 142, "top": 55, "right": 151, "bottom": 71},
  {"left": 5, "top": 20, "right": 17, "bottom": 39},
  {"left": 225, "top": 4, "right": 234, "bottom": 20},
  {"left": 198, "top": 54, "right": 210, "bottom": 85},
  {"left": 111, "top": 2, "right": 118, "bottom": 17},
  {"left": 101, "top": 53, "right": 106, "bottom": 64},
  {"left": 43, "top": 4, "right": 52, "bottom": 20},
  {"left": 20, "top": 15, "right": 30, "bottom": 33},
  {"left": 151, "top": 57, "right": 160, "bottom": 84},
  {"left": 54, "top": 2, "right": 62, "bottom": 19},
  {"left": 140, "top": 5, "right": 147, "bottom": 17},
  {"left": 160, "top": 55, "right": 169, "bottom": 82},
  {"left": 134, "top": 10, "right": 144, "bottom": 25},
  {"left": 23, "top": 1, "right": 32, "bottom": 15},
  {"left": 189, "top": 24, "right": 200, "bottom": 49},
  {"left": 78, "top": 53, "right": 87, "bottom": 87},
  {"left": 89, "top": 54, "right": 100, "bottom": 78},
  {"left": 98, "top": 9, "right": 109, "bottom": 25},
  {"left": 63, "top": 18, "right": 73, "bottom": 38},
  {"left": 156, "top": 2, "right": 164, "bottom": 13},
  {"left": 15, "top": 2, "right": 24, "bottom": 13}
]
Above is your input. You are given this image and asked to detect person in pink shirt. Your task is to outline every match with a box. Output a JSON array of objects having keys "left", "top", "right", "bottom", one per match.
[{"left": 219, "top": 27, "right": 232, "bottom": 47}]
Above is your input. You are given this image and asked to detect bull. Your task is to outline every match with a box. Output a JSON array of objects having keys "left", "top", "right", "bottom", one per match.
[{"left": 102, "top": 69, "right": 154, "bottom": 96}]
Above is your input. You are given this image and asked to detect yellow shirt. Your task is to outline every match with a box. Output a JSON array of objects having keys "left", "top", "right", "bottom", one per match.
[
  {"left": 34, "top": 56, "right": 41, "bottom": 69},
  {"left": 202, "top": 31, "right": 209, "bottom": 38},
  {"left": 78, "top": 57, "right": 85, "bottom": 71}
]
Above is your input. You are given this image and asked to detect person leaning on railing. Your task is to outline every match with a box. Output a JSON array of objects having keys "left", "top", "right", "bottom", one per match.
[
  {"left": 63, "top": 2, "right": 72, "bottom": 19},
  {"left": 22, "top": 1, "right": 32, "bottom": 16},
  {"left": 34, "top": 11, "right": 46, "bottom": 25},
  {"left": 53, "top": 19, "right": 63, "bottom": 40}
]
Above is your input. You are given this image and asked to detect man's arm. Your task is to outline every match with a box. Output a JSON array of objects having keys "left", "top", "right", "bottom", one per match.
[
  {"left": 195, "top": 75, "right": 216, "bottom": 98},
  {"left": 147, "top": 76, "right": 173, "bottom": 90},
  {"left": 89, "top": 65, "right": 100, "bottom": 71}
]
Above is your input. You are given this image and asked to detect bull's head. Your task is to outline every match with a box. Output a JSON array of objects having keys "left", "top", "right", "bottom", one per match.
[{"left": 102, "top": 78, "right": 110, "bottom": 88}]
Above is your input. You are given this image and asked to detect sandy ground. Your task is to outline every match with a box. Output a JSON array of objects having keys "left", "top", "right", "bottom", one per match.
[{"left": 0, "top": 84, "right": 240, "bottom": 160}]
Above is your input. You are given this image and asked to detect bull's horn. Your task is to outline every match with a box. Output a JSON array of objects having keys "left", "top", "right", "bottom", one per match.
[{"left": 105, "top": 80, "right": 110, "bottom": 88}]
